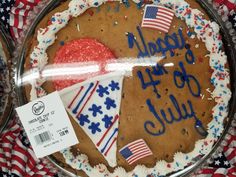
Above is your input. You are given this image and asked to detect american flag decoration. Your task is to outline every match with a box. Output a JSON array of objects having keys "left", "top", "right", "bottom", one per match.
[
  {"left": 119, "top": 139, "right": 153, "bottom": 165},
  {"left": 59, "top": 72, "right": 124, "bottom": 167},
  {"left": 0, "top": 0, "right": 15, "bottom": 31},
  {"left": 141, "top": 5, "right": 174, "bottom": 33}
]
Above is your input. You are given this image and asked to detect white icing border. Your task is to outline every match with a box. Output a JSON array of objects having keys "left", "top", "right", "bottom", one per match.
[{"left": 29, "top": 0, "right": 232, "bottom": 176}]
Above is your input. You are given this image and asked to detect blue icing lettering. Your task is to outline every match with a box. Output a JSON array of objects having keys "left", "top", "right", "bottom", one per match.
[
  {"left": 173, "top": 61, "right": 201, "bottom": 97},
  {"left": 131, "top": 25, "right": 206, "bottom": 137},
  {"left": 184, "top": 44, "right": 195, "bottom": 64},
  {"left": 148, "top": 42, "right": 159, "bottom": 56},
  {"left": 127, "top": 27, "right": 150, "bottom": 58},
  {"left": 185, "top": 48, "right": 195, "bottom": 64},
  {"left": 145, "top": 99, "right": 165, "bottom": 136},
  {"left": 137, "top": 63, "right": 168, "bottom": 98},
  {"left": 144, "top": 94, "right": 205, "bottom": 137},
  {"left": 127, "top": 26, "right": 185, "bottom": 58},
  {"left": 157, "top": 32, "right": 185, "bottom": 57}
]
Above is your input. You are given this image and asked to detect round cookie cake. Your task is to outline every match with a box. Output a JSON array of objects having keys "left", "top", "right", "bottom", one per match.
[{"left": 22, "top": 0, "right": 232, "bottom": 176}]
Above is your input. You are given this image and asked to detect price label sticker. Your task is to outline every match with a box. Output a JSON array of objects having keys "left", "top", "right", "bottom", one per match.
[{"left": 16, "top": 91, "right": 79, "bottom": 158}]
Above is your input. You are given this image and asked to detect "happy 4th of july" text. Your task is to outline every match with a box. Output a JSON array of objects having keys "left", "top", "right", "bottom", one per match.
[{"left": 127, "top": 26, "right": 207, "bottom": 137}]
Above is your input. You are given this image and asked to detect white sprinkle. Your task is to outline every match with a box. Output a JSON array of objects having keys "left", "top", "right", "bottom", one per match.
[
  {"left": 195, "top": 44, "right": 199, "bottom": 48},
  {"left": 206, "top": 88, "right": 212, "bottom": 93},
  {"left": 190, "top": 35, "right": 196, "bottom": 39},
  {"left": 76, "top": 24, "right": 80, "bottom": 32},
  {"left": 208, "top": 98, "right": 213, "bottom": 100},
  {"left": 201, "top": 94, "right": 205, "bottom": 100},
  {"left": 114, "top": 21, "right": 118, "bottom": 25}
]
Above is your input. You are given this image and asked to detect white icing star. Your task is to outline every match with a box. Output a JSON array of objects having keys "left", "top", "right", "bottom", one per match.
[
  {"left": 1, "top": 16, "right": 5, "bottom": 21},
  {"left": 6, "top": 7, "right": 10, "bottom": 11},
  {"left": 234, "top": 16, "right": 236, "bottom": 21},
  {"left": 218, "top": 153, "right": 223, "bottom": 158},
  {"left": 224, "top": 161, "right": 229, "bottom": 166},
  {"left": 0, "top": 8, "right": 4, "bottom": 12},
  {"left": 215, "top": 160, "right": 220, "bottom": 165}
]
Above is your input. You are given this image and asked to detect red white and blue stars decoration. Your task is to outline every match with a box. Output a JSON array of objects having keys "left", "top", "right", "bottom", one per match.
[{"left": 60, "top": 72, "right": 124, "bottom": 167}]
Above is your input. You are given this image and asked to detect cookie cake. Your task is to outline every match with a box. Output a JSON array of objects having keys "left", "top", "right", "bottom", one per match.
[{"left": 21, "top": 0, "right": 232, "bottom": 176}]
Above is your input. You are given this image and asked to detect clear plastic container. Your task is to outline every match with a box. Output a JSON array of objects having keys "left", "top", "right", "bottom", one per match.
[{"left": 14, "top": 0, "right": 236, "bottom": 176}]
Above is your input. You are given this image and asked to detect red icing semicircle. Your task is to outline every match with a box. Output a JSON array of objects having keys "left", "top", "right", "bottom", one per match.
[{"left": 53, "top": 38, "right": 116, "bottom": 90}]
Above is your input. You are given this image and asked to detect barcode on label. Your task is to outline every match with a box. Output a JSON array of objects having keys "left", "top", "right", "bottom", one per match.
[{"left": 34, "top": 131, "right": 51, "bottom": 145}]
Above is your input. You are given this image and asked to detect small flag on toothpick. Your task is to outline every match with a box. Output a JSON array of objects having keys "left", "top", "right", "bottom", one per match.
[{"left": 141, "top": 5, "right": 174, "bottom": 33}]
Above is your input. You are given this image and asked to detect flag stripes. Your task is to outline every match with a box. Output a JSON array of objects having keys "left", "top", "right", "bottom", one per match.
[
  {"left": 142, "top": 5, "right": 174, "bottom": 33},
  {"left": 0, "top": 123, "right": 56, "bottom": 176},
  {"left": 119, "top": 139, "right": 153, "bottom": 165}
]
